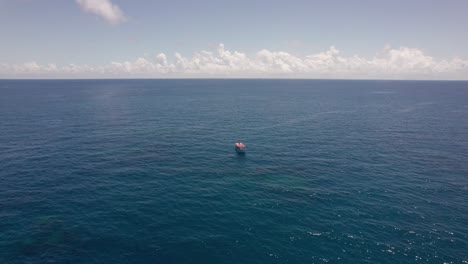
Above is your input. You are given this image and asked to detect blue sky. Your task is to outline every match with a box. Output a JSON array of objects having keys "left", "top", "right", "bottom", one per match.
[{"left": 1, "top": 0, "right": 467, "bottom": 79}]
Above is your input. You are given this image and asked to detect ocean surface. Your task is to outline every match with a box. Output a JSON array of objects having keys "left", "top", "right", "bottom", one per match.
[{"left": 0, "top": 79, "right": 467, "bottom": 264}]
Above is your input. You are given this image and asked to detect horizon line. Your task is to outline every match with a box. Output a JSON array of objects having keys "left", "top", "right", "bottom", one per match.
[{"left": 1, "top": 77, "right": 468, "bottom": 82}]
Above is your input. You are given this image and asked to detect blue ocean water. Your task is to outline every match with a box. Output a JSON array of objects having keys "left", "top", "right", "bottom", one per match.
[{"left": 0, "top": 79, "right": 467, "bottom": 263}]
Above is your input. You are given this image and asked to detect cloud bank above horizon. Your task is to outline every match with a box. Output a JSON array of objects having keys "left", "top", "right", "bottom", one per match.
[{"left": 2, "top": 44, "right": 468, "bottom": 79}]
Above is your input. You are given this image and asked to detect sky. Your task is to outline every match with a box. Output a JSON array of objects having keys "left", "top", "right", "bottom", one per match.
[{"left": 0, "top": 0, "right": 467, "bottom": 79}]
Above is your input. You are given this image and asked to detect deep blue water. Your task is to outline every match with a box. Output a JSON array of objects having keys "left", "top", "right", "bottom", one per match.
[{"left": 0, "top": 79, "right": 467, "bottom": 263}]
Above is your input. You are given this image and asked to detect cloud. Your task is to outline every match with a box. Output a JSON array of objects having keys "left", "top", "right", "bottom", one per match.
[
  {"left": 2, "top": 44, "right": 468, "bottom": 79},
  {"left": 76, "top": 0, "right": 126, "bottom": 25}
]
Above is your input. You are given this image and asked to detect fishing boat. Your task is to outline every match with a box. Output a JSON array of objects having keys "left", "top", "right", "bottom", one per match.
[{"left": 235, "top": 142, "right": 246, "bottom": 154}]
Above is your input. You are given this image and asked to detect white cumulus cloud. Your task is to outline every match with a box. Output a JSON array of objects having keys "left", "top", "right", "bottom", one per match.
[
  {"left": 2, "top": 44, "right": 468, "bottom": 79},
  {"left": 76, "top": 0, "right": 126, "bottom": 25}
]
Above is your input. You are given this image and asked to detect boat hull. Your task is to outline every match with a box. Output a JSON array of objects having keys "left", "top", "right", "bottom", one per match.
[{"left": 235, "top": 147, "right": 246, "bottom": 154}]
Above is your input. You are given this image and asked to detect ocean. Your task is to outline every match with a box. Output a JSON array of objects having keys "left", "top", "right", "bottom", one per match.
[{"left": 0, "top": 79, "right": 467, "bottom": 263}]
